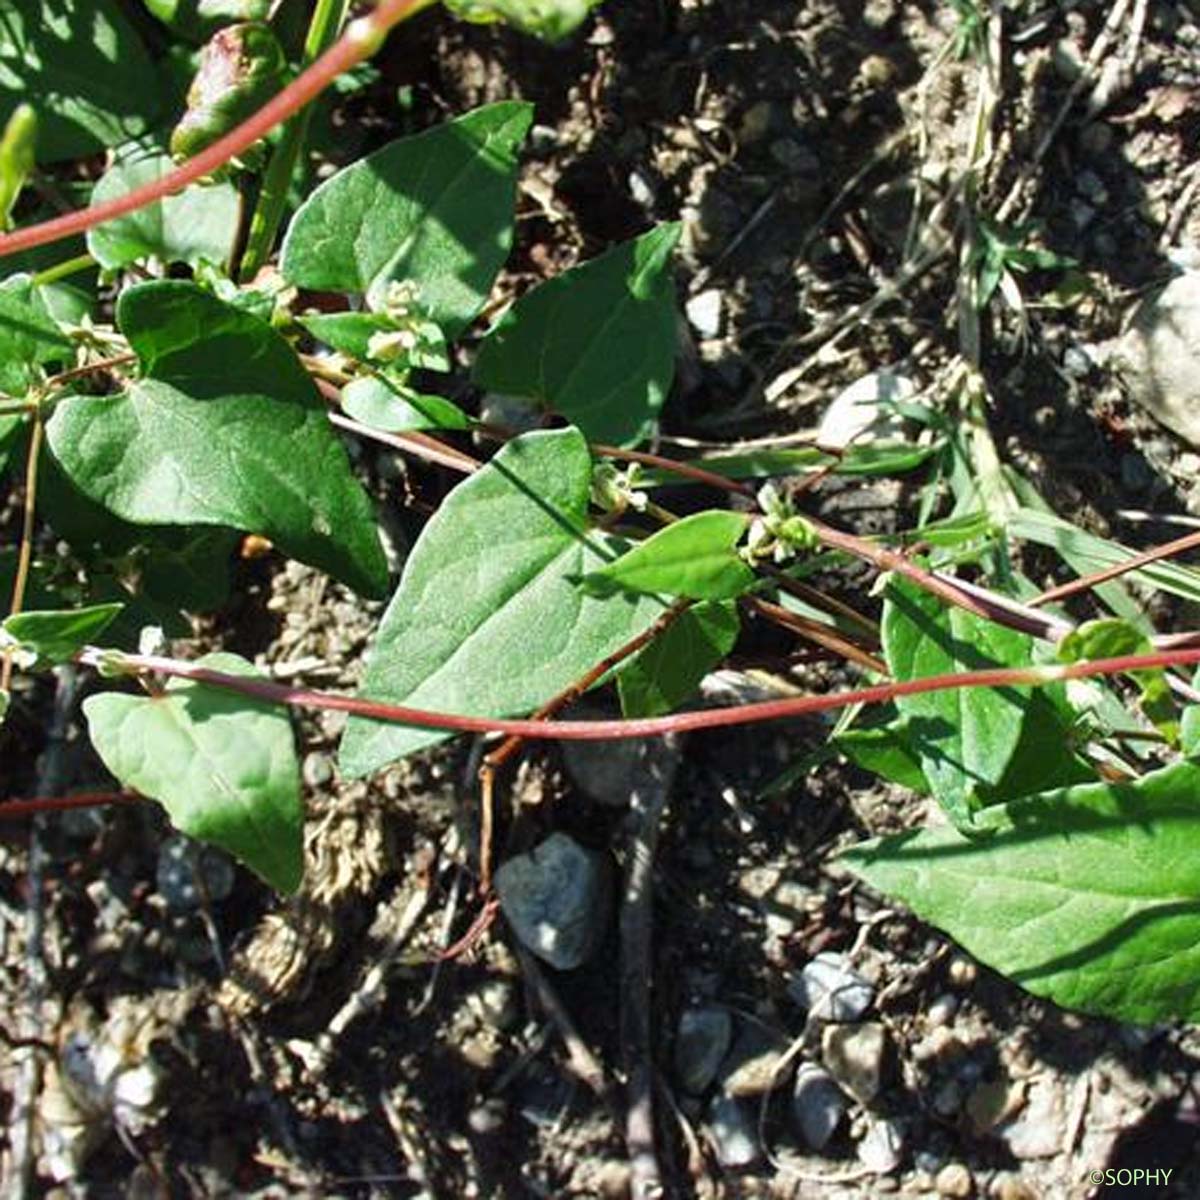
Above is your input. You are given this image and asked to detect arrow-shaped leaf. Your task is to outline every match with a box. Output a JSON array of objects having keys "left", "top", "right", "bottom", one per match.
[{"left": 585, "top": 510, "right": 754, "bottom": 601}]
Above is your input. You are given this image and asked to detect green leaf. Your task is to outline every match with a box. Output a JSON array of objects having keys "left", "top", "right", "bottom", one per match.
[
  {"left": 341, "top": 375, "right": 469, "bottom": 433},
  {"left": 0, "top": 103, "right": 36, "bottom": 230},
  {"left": 143, "top": 0, "right": 273, "bottom": 44},
  {"left": 84, "top": 652, "right": 303, "bottom": 894},
  {"left": 1058, "top": 617, "right": 1176, "bottom": 742},
  {"left": 473, "top": 224, "right": 680, "bottom": 446},
  {"left": 46, "top": 281, "right": 388, "bottom": 599},
  {"left": 445, "top": 0, "right": 603, "bottom": 41},
  {"left": 1009, "top": 507, "right": 1200, "bottom": 615},
  {"left": 617, "top": 600, "right": 738, "bottom": 718},
  {"left": 585, "top": 510, "right": 754, "bottom": 601},
  {"left": 0, "top": 0, "right": 164, "bottom": 162},
  {"left": 339, "top": 427, "right": 667, "bottom": 775},
  {"left": 834, "top": 708, "right": 931, "bottom": 794},
  {"left": 3, "top": 603, "right": 124, "bottom": 665},
  {"left": 281, "top": 102, "right": 532, "bottom": 336},
  {"left": 882, "top": 576, "right": 1033, "bottom": 827},
  {"left": 843, "top": 761, "right": 1200, "bottom": 1024},
  {"left": 170, "top": 22, "right": 288, "bottom": 161},
  {"left": 86, "top": 143, "right": 241, "bottom": 270},
  {"left": 631, "top": 442, "right": 937, "bottom": 487},
  {"left": 0, "top": 282, "right": 72, "bottom": 393}
]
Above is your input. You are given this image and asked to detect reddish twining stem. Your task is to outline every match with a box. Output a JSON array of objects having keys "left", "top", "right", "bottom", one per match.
[
  {"left": 0, "top": 791, "right": 139, "bottom": 819},
  {"left": 1030, "top": 528, "right": 1200, "bottom": 607},
  {"left": 74, "top": 645, "right": 1200, "bottom": 742},
  {"left": 0, "top": 0, "right": 427, "bottom": 260}
]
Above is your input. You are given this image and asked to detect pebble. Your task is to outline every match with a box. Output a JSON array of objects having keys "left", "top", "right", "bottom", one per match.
[
  {"left": 926, "top": 993, "right": 959, "bottom": 1025},
  {"left": 156, "top": 837, "right": 235, "bottom": 910},
  {"left": 708, "top": 1095, "right": 761, "bottom": 1167},
  {"left": 1061, "top": 345, "right": 1093, "bottom": 378},
  {"left": 966, "top": 1078, "right": 1025, "bottom": 1134},
  {"left": 560, "top": 729, "right": 680, "bottom": 810},
  {"left": 822, "top": 1022, "right": 886, "bottom": 1105},
  {"left": 998, "top": 1077, "right": 1065, "bottom": 1159},
  {"left": 788, "top": 952, "right": 875, "bottom": 1021},
  {"left": 946, "top": 955, "right": 977, "bottom": 989},
  {"left": 1114, "top": 265, "right": 1200, "bottom": 447},
  {"left": 302, "top": 752, "right": 333, "bottom": 788},
  {"left": 817, "top": 369, "right": 913, "bottom": 449},
  {"left": 628, "top": 168, "right": 657, "bottom": 209},
  {"left": 495, "top": 833, "right": 612, "bottom": 970},
  {"left": 720, "top": 1024, "right": 789, "bottom": 1097},
  {"left": 857, "top": 1115, "right": 904, "bottom": 1173},
  {"left": 674, "top": 1006, "right": 733, "bottom": 1094},
  {"left": 684, "top": 288, "right": 724, "bottom": 340},
  {"left": 467, "top": 1099, "right": 506, "bottom": 1135},
  {"left": 791, "top": 1063, "right": 848, "bottom": 1150},
  {"left": 935, "top": 1162, "right": 974, "bottom": 1197}
]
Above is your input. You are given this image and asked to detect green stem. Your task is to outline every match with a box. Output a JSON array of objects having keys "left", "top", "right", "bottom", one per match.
[
  {"left": 239, "top": 0, "right": 350, "bottom": 280},
  {"left": 30, "top": 252, "right": 95, "bottom": 288}
]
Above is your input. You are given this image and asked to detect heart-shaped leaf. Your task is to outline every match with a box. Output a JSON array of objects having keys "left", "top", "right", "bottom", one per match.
[
  {"left": 339, "top": 426, "right": 667, "bottom": 776},
  {"left": 46, "top": 281, "right": 388, "bottom": 598},
  {"left": 844, "top": 761, "right": 1200, "bottom": 1024},
  {"left": 86, "top": 143, "right": 241, "bottom": 270},
  {"left": 84, "top": 652, "right": 303, "bottom": 893},
  {"left": 473, "top": 224, "right": 681, "bottom": 445},
  {"left": 281, "top": 102, "right": 532, "bottom": 336}
]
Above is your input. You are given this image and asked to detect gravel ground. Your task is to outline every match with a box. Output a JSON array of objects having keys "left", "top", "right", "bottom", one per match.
[{"left": 4, "top": 1, "right": 1200, "bottom": 1196}]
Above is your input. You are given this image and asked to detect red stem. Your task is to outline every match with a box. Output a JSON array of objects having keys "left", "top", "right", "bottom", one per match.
[
  {"left": 75, "top": 645, "right": 1200, "bottom": 742},
  {"left": 0, "top": 0, "right": 426, "bottom": 260},
  {"left": 0, "top": 791, "right": 140, "bottom": 818}
]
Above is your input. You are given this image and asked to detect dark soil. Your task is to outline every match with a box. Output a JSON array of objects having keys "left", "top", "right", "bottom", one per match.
[{"left": 5, "top": 1, "right": 1200, "bottom": 1198}]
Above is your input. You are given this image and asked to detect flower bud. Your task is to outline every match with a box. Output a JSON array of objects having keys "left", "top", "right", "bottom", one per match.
[{"left": 170, "top": 22, "right": 287, "bottom": 162}]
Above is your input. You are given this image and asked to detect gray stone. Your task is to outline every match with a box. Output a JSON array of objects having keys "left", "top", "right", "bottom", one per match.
[
  {"left": 495, "top": 833, "right": 611, "bottom": 970},
  {"left": 685, "top": 288, "right": 724, "bottom": 339},
  {"left": 788, "top": 952, "right": 874, "bottom": 1021},
  {"left": 857, "top": 1115, "right": 904, "bottom": 1173},
  {"left": 674, "top": 1006, "right": 732, "bottom": 1094},
  {"left": 791, "top": 1063, "right": 847, "bottom": 1150},
  {"left": 560, "top": 728, "right": 680, "bottom": 809},
  {"left": 1114, "top": 266, "right": 1200, "bottom": 447},
  {"left": 707, "top": 1095, "right": 761, "bottom": 1167},
  {"left": 822, "top": 1022, "right": 887, "bottom": 1106},
  {"left": 156, "top": 836, "right": 234, "bottom": 910}
]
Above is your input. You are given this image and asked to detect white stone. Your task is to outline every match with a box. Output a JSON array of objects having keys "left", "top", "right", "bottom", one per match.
[
  {"left": 1114, "top": 266, "right": 1200, "bottom": 446},
  {"left": 816, "top": 369, "right": 913, "bottom": 449},
  {"left": 685, "top": 288, "right": 724, "bottom": 339}
]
